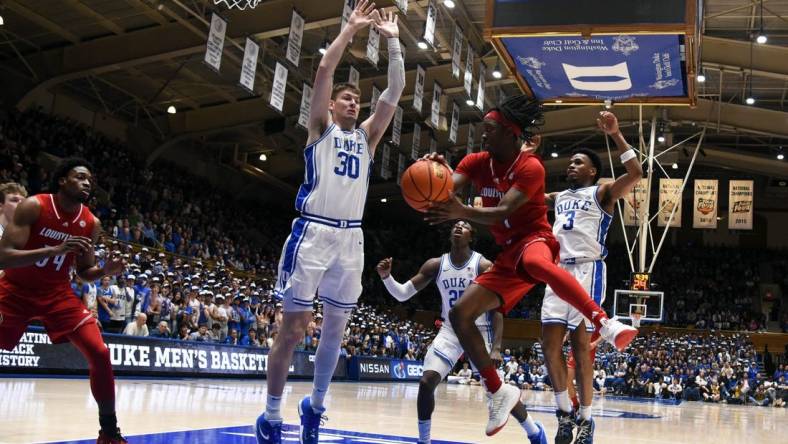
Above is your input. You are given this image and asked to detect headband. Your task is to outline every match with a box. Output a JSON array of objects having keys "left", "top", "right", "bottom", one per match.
[{"left": 484, "top": 109, "right": 522, "bottom": 138}]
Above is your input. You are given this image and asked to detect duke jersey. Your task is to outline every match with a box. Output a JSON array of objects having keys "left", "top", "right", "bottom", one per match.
[
  {"left": 294, "top": 123, "right": 372, "bottom": 223},
  {"left": 552, "top": 185, "right": 612, "bottom": 263},
  {"left": 2, "top": 194, "right": 96, "bottom": 294},
  {"left": 434, "top": 251, "right": 491, "bottom": 332}
]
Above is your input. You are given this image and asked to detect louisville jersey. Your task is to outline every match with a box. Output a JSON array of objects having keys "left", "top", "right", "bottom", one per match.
[
  {"left": 434, "top": 251, "right": 491, "bottom": 332},
  {"left": 2, "top": 194, "right": 96, "bottom": 293},
  {"left": 294, "top": 123, "right": 373, "bottom": 222},
  {"left": 455, "top": 151, "right": 551, "bottom": 245},
  {"left": 552, "top": 185, "right": 612, "bottom": 263}
]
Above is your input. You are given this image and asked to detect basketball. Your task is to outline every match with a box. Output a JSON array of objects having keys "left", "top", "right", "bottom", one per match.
[{"left": 400, "top": 160, "right": 454, "bottom": 212}]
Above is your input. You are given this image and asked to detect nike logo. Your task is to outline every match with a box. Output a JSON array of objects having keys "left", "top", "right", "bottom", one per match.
[{"left": 258, "top": 424, "right": 268, "bottom": 440}]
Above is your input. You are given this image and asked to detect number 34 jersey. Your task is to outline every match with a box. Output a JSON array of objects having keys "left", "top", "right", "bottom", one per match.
[
  {"left": 2, "top": 194, "right": 96, "bottom": 294},
  {"left": 435, "top": 251, "right": 492, "bottom": 333},
  {"left": 294, "top": 123, "right": 372, "bottom": 222},
  {"left": 552, "top": 185, "right": 612, "bottom": 264}
]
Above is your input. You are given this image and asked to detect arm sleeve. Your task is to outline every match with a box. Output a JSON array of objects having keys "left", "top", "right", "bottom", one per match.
[
  {"left": 510, "top": 156, "right": 545, "bottom": 199},
  {"left": 382, "top": 275, "right": 417, "bottom": 302},
  {"left": 378, "top": 38, "right": 405, "bottom": 106}
]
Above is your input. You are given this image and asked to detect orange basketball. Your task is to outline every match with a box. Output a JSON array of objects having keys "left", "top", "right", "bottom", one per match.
[{"left": 400, "top": 160, "right": 453, "bottom": 212}]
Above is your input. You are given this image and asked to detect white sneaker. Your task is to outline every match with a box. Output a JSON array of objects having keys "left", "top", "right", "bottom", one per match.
[
  {"left": 599, "top": 317, "right": 638, "bottom": 352},
  {"left": 485, "top": 384, "right": 520, "bottom": 436}
]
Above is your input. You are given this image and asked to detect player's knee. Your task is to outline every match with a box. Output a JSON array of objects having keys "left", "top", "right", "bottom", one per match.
[
  {"left": 419, "top": 371, "right": 441, "bottom": 391},
  {"left": 89, "top": 343, "right": 111, "bottom": 365}
]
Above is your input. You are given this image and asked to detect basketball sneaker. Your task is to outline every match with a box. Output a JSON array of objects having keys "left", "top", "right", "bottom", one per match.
[
  {"left": 527, "top": 421, "right": 548, "bottom": 444},
  {"left": 96, "top": 428, "right": 127, "bottom": 444},
  {"left": 554, "top": 409, "right": 575, "bottom": 444},
  {"left": 298, "top": 395, "right": 326, "bottom": 444},
  {"left": 599, "top": 317, "right": 638, "bottom": 352},
  {"left": 255, "top": 413, "right": 282, "bottom": 444},
  {"left": 485, "top": 384, "right": 520, "bottom": 436},
  {"left": 573, "top": 417, "right": 595, "bottom": 444}
]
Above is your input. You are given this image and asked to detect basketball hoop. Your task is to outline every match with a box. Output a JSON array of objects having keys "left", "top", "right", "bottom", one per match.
[
  {"left": 632, "top": 313, "right": 642, "bottom": 328},
  {"left": 214, "top": 0, "right": 260, "bottom": 10}
]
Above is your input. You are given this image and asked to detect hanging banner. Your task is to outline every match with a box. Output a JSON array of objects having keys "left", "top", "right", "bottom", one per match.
[
  {"left": 392, "top": 106, "right": 403, "bottom": 146},
  {"left": 693, "top": 179, "right": 718, "bottom": 229},
  {"left": 430, "top": 137, "right": 437, "bottom": 154},
  {"left": 476, "top": 62, "right": 487, "bottom": 110},
  {"left": 452, "top": 26, "right": 464, "bottom": 79},
  {"left": 395, "top": 0, "right": 409, "bottom": 14},
  {"left": 424, "top": 0, "right": 437, "bottom": 48},
  {"left": 269, "top": 62, "right": 288, "bottom": 112},
  {"left": 657, "top": 178, "right": 682, "bottom": 227},
  {"left": 430, "top": 82, "right": 442, "bottom": 129},
  {"left": 380, "top": 143, "right": 391, "bottom": 179},
  {"left": 449, "top": 102, "right": 460, "bottom": 144},
  {"left": 204, "top": 13, "right": 227, "bottom": 73},
  {"left": 367, "top": 25, "right": 380, "bottom": 67},
  {"left": 413, "top": 64, "right": 426, "bottom": 113},
  {"left": 467, "top": 123, "right": 476, "bottom": 154},
  {"left": 239, "top": 37, "right": 259, "bottom": 93},
  {"left": 348, "top": 65, "right": 360, "bottom": 86},
  {"left": 397, "top": 154, "right": 406, "bottom": 186},
  {"left": 464, "top": 44, "right": 474, "bottom": 99},
  {"left": 370, "top": 84, "right": 381, "bottom": 115},
  {"left": 286, "top": 9, "right": 305, "bottom": 67},
  {"left": 497, "top": 86, "right": 507, "bottom": 105},
  {"left": 411, "top": 123, "right": 421, "bottom": 160},
  {"left": 623, "top": 178, "right": 649, "bottom": 226},
  {"left": 340, "top": 0, "right": 354, "bottom": 33},
  {"left": 728, "top": 180, "right": 754, "bottom": 230},
  {"left": 297, "top": 83, "right": 312, "bottom": 129}
]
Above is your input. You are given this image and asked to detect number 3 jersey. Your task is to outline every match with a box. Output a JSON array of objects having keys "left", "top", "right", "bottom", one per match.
[
  {"left": 2, "top": 194, "right": 96, "bottom": 294},
  {"left": 435, "top": 251, "right": 492, "bottom": 333},
  {"left": 294, "top": 123, "right": 372, "bottom": 222},
  {"left": 552, "top": 185, "right": 612, "bottom": 264}
]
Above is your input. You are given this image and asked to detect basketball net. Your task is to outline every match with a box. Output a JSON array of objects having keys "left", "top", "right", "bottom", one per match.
[
  {"left": 632, "top": 313, "right": 642, "bottom": 328},
  {"left": 213, "top": 0, "right": 260, "bottom": 9}
]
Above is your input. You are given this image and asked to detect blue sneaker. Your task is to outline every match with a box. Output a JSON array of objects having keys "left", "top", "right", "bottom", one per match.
[
  {"left": 527, "top": 421, "right": 548, "bottom": 444},
  {"left": 298, "top": 396, "right": 326, "bottom": 444},
  {"left": 255, "top": 413, "right": 282, "bottom": 444},
  {"left": 554, "top": 409, "right": 575, "bottom": 444},
  {"left": 574, "top": 417, "right": 595, "bottom": 444}
]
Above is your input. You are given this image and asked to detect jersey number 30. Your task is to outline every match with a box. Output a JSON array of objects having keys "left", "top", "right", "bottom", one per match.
[
  {"left": 334, "top": 152, "right": 360, "bottom": 179},
  {"left": 448, "top": 289, "right": 464, "bottom": 307}
]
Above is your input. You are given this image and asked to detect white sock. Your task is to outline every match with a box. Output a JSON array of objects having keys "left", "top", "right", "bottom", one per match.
[
  {"left": 310, "top": 387, "right": 328, "bottom": 413},
  {"left": 578, "top": 405, "right": 592, "bottom": 421},
  {"left": 310, "top": 309, "right": 350, "bottom": 413},
  {"left": 418, "top": 419, "right": 431, "bottom": 443},
  {"left": 265, "top": 394, "right": 283, "bottom": 422},
  {"left": 554, "top": 390, "right": 572, "bottom": 413},
  {"left": 520, "top": 415, "right": 540, "bottom": 437}
]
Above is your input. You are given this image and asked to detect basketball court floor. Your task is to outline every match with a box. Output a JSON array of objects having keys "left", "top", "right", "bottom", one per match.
[{"left": 0, "top": 378, "right": 783, "bottom": 443}]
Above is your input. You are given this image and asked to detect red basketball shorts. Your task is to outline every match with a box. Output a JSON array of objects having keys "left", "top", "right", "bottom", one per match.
[
  {"left": 0, "top": 282, "right": 96, "bottom": 350},
  {"left": 473, "top": 232, "right": 560, "bottom": 314}
]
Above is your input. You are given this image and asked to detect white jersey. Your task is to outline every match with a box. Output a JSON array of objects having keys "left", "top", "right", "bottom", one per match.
[
  {"left": 294, "top": 123, "right": 372, "bottom": 224},
  {"left": 434, "top": 251, "right": 491, "bottom": 332},
  {"left": 552, "top": 185, "right": 613, "bottom": 263}
]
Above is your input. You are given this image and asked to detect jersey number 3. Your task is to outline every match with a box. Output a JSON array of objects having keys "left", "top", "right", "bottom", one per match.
[
  {"left": 562, "top": 210, "right": 576, "bottom": 231},
  {"left": 334, "top": 152, "right": 360, "bottom": 179}
]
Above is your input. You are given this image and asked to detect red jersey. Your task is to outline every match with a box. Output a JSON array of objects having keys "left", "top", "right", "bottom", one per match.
[
  {"left": 455, "top": 151, "right": 551, "bottom": 245},
  {"left": 2, "top": 194, "right": 96, "bottom": 294}
]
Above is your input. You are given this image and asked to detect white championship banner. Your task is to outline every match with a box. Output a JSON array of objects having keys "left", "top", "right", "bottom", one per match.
[
  {"left": 380, "top": 143, "right": 391, "bottom": 179},
  {"left": 340, "top": 0, "right": 354, "bottom": 33},
  {"left": 449, "top": 101, "right": 460, "bottom": 144},
  {"left": 286, "top": 9, "right": 305, "bottom": 67},
  {"left": 370, "top": 84, "right": 381, "bottom": 115},
  {"left": 464, "top": 44, "right": 474, "bottom": 98},
  {"left": 348, "top": 65, "right": 360, "bottom": 86},
  {"left": 411, "top": 123, "right": 421, "bottom": 160},
  {"left": 467, "top": 123, "right": 476, "bottom": 154},
  {"left": 392, "top": 106, "right": 403, "bottom": 145},
  {"left": 451, "top": 26, "right": 463, "bottom": 79},
  {"left": 204, "top": 13, "right": 227, "bottom": 73},
  {"left": 297, "top": 83, "right": 312, "bottom": 129},
  {"left": 239, "top": 38, "right": 259, "bottom": 93},
  {"left": 658, "top": 178, "right": 683, "bottom": 227},
  {"left": 728, "top": 179, "right": 754, "bottom": 230},
  {"left": 366, "top": 24, "right": 380, "bottom": 67},
  {"left": 430, "top": 81, "right": 442, "bottom": 129},
  {"left": 395, "top": 0, "right": 409, "bottom": 14},
  {"left": 430, "top": 137, "right": 437, "bottom": 154},
  {"left": 476, "top": 62, "right": 487, "bottom": 110},
  {"left": 624, "top": 178, "right": 649, "bottom": 226},
  {"left": 424, "top": 0, "right": 437, "bottom": 48},
  {"left": 269, "top": 62, "right": 288, "bottom": 112},
  {"left": 413, "top": 64, "right": 426, "bottom": 113},
  {"left": 397, "top": 153, "right": 406, "bottom": 185},
  {"left": 693, "top": 179, "right": 718, "bottom": 229}
]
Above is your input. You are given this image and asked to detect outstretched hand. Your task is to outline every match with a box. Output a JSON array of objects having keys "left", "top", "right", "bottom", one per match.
[
  {"left": 347, "top": 0, "right": 378, "bottom": 32},
  {"left": 374, "top": 9, "right": 399, "bottom": 38},
  {"left": 424, "top": 195, "right": 467, "bottom": 225},
  {"left": 597, "top": 111, "right": 620, "bottom": 135}
]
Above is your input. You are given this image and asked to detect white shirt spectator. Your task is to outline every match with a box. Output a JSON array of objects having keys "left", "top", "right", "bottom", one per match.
[{"left": 124, "top": 314, "right": 149, "bottom": 337}]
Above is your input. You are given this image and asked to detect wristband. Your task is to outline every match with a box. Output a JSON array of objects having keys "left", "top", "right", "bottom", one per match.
[{"left": 620, "top": 149, "right": 636, "bottom": 164}]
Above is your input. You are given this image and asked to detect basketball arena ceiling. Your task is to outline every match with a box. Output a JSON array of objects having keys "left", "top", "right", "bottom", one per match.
[{"left": 0, "top": 0, "right": 786, "bottom": 196}]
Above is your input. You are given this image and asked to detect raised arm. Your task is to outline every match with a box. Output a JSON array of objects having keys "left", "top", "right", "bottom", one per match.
[
  {"left": 308, "top": 0, "right": 378, "bottom": 143},
  {"left": 376, "top": 256, "right": 441, "bottom": 302},
  {"left": 596, "top": 111, "right": 643, "bottom": 211},
  {"left": 544, "top": 192, "right": 559, "bottom": 209},
  {"left": 360, "top": 9, "right": 405, "bottom": 154},
  {"left": 0, "top": 197, "right": 91, "bottom": 269}
]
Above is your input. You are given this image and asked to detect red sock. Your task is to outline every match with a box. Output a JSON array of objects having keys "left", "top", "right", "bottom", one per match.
[
  {"left": 521, "top": 242, "right": 608, "bottom": 330},
  {"left": 571, "top": 395, "right": 580, "bottom": 410},
  {"left": 479, "top": 365, "right": 502, "bottom": 394},
  {"left": 69, "top": 322, "right": 116, "bottom": 413}
]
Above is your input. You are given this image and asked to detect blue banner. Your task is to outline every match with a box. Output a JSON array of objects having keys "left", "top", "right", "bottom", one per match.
[
  {"left": 501, "top": 34, "right": 687, "bottom": 101},
  {"left": 349, "top": 356, "right": 424, "bottom": 381}
]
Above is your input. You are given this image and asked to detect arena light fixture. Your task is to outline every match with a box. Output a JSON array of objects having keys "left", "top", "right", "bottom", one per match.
[
  {"left": 551, "top": 151, "right": 558, "bottom": 158},
  {"left": 258, "top": 154, "right": 267, "bottom": 161},
  {"left": 746, "top": 96, "right": 755, "bottom": 105},
  {"left": 380, "top": 198, "right": 388, "bottom": 203},
  {"left": 756, "top": 33, "right": 767, "bottom": 44},
  {"left": 465, "top": 98, "right": 474, "bottom": 106},
  {"left": 417, "top": 40, "right": 429, "bottom": 50},
  {"left": 778, "top": 147, "right": 785, "bottom": 160},
  {"left": 318, "top": 39, "right": 329, "bottom": 55},
  {"left": 0, "top": 15, "right": 4, "bottom": 26},
  {"left": 697, "top": 72, "right": 706, "bottom": 83},
  {"left": 755, "top": 1, "right": 767, "bottom": 44},
  {"left": 491, "top": 62, "right": 503, "bottom": 79},
  {"left": 167, "top": 105, "right": 177, "bottom": 114},
  {"left": 443, "top": 0, "right": 456, "bottom": 8},
  {"left": 657, "top": 135, "right": 666, "bottom": 143},
  {"left": 671, "top": 162, "right": 679, "bottom": 170},
  {"left": 555, "top": 99, "right": 563, "bottom": 104}
]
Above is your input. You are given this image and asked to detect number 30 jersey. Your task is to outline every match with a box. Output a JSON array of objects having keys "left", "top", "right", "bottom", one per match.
[
  {"left": 435, "top": 251, "right": 491, "bottom": 333},
  {"left": 2, "top": 194, "right": 96, "bottom": 294},
  {"left": 294, "top": 123, "right": 372, "bottom": 222},
  {"left": 552, "top": 185, "right": 612, "bottom": 264}
]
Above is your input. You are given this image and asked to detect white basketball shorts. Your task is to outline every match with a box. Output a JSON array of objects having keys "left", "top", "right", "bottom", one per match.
[
  {"left": 274, "top": 217, "right": 364, "bottom": 313},
  {"left": 541, "top": 260, "right": 606, "bottom": 332},
  {"left": 423, "top": 323, "right": 493, "bottom": 379}
]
